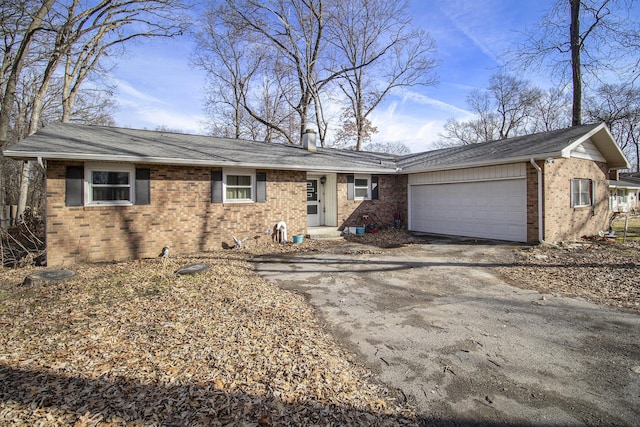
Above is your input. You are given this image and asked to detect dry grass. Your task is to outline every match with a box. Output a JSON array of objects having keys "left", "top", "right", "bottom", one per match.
[
  {"left": 611, "top": 215, "right": 640, "bottom": 241},
  {"left": 0, "top": 243, "right": 416, "bottom": 426}
]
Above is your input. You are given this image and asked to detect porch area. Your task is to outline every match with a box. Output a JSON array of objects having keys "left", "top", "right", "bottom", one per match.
[{"left": 306, "top": 226, "right": 343, "bottom": 241}]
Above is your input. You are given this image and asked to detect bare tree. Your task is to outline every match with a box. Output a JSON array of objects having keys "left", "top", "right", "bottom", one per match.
[
  {"left": 212, "top": 0, "right": 328, "bottom": 145},
  {"left": 437, "top": 117, "right": 496, "bottom": 147},
  {"left": 196, "top": 0, "right": 437, "bottom": 148},
  {"left": 512, "top": 0, "right": 640, "bottom": 126},
  {"left": 438, "top": 73, "right": 542, "bottom": 146},
  {"left": 489, "top": 74, "right": 542, "bottom": 139},
  {"left": 328, "top": 0, "right": 437, "bottom": 150},
  {"left": 3, "top": 0, "right": 187, "bottom": 221},
  {"left": 585, "top": 83, "right": 640, "bottom": 171},
  {"left": 362, "top": 141, "right": 411, "bottom": 155},
  {"left": 530, "top": 87, "right": 572, "bottom": 132},
  {"left": 193, "top": 2, "right": 264, "bottom": 140},
  {"left": 0, "top": 0, "right": 55, "bottom": 222}
]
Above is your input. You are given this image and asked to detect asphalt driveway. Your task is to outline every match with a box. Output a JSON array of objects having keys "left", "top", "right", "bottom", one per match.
[{"left": 253, "top": 240, "right": 640, "bottom": 426}]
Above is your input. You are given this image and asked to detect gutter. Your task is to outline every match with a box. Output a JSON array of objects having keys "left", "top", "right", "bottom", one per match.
[
  {"left": 401, "top": 153, "right": 566, "bottom": 175},
  {"left": 1, "top": 150, "right": 396, "bottom": 174}
]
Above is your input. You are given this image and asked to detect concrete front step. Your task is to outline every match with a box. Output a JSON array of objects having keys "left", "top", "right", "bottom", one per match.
[{"left": 307, "top": 227, "right": 344, "bottom": 240}]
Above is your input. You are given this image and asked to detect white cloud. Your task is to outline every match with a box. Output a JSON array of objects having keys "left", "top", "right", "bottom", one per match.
[
  {"left": 112, "top": 78, "right": 167, "bottom": 105},
  {"left": 398, "top": 88, "right": 472, "bottom": 117},
  {"left": 436, "top": 0, "right": 515, "bottom": 65}
]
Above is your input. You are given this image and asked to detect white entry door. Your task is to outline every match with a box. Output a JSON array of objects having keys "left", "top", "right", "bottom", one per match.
[{"left": 307, "top": 178, "right": 321, "bottom": 226}]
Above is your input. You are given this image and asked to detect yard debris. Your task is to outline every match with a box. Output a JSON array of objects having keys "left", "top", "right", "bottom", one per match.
[
  {"left": 233, "top": 235, "right": 249, "bottom": 248},
  {"left": 1, "top": 219, "right": 45, "bottom": 268}
]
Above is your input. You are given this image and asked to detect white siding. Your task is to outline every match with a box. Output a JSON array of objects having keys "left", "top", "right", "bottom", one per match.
[
  {"left": 324, "top": 173, "right": 338, "bottom": 226},
  {"left": 571, "top": 139, "right": 606, "bottom": 162},
  {"left": 409, "top": 163, "right": 526, "bottom": 185}
]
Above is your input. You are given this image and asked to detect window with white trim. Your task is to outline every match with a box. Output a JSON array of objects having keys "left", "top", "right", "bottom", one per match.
[
  {"left": 354, "top": 175, "right": 371, "bottom": 200},
  {"left": 570, "top": 178, "right": 592, "bottom": 207},
  {"left": 224, "top": 170, "right": 255, "bottom": 202},
  {"left": 617, "top": 190, "right": 628, "bottom": 204},
  {"left": 85, "top": 164, "right": 135, "bottom": 205}
]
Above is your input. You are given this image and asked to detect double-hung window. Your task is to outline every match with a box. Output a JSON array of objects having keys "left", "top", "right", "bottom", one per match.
[
  {"left": 346, "top": 174, "right": 378, "bottom": 201},
  {"left": 354, "top": 175, "right": 371, "bottom": 200},
  {"left": 224, "top": 171, "right": 254, "bottom": 202},
  {"left": 570, "top": 178, "right": 592, "bottom": 208},
  {"left": 86, "top": 164, "right": 135, "bottom": 205}
]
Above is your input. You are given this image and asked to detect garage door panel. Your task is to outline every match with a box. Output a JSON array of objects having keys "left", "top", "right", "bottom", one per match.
[{"left": 410, "top": 180, "right": 527, "bottom": 242}]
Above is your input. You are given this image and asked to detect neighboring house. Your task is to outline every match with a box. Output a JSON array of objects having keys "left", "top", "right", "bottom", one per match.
[
  {"left": 3, "top": 122, "right": 629, "bottom": 265},
  {"left": 609, "top": 172, "right": 640, "bottom": 213}
]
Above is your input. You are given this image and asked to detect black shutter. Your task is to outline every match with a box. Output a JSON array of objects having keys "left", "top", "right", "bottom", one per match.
[
  {"left": 347, "top": 175, "right": 355, "bottom": 200},
  {"left": 211, "top": 170, "right": 223, "bottom": 203},
  {"left": 256, "top": 172, "right": 267, "bottom": 203},
  {"left": 65, "top": 165, "right": 84, "bottom": 206},
  {"left": 371, "top": 175, "right": 379, "bottom": 200},
  {"left": 135, "top": 168, "right": 151, "bottom": 205}
]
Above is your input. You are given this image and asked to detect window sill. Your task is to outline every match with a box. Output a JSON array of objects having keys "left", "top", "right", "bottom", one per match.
[
  {"left": 86, "top": 202, "right": 134, "bottom": 207},
  {"left": 223, "top": 200, "right": 255, "bottom": 204}
]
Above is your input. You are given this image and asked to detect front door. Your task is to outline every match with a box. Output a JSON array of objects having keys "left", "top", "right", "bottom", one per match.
[{"left": 307, "top": 178, "right": 321, "bottom": 226}]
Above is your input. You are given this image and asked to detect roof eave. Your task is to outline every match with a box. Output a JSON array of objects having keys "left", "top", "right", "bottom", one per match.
[
  {"left": 565, "top": 123, "right": 631, "bottom": 169},
  {"left": 609, "top": 180, "right": 640, "bottom": 189},
  {"left": 2, "top": 150, "right": 396, "bottom": 174},
  {"left": 400, "top": 152, "right": 565, "bottom": 174}
]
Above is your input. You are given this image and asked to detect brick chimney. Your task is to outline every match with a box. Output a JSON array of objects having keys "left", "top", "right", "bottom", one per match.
[{"left": 302, "top": 129, "right": 317, "bottom": 152}]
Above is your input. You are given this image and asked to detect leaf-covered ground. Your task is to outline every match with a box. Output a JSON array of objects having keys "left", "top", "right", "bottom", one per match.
[
  {"left": 496, "top": 241, "right": 640, "bottom": 312},
  {"left": 1, "top": 231, "right": 638, "bottom": 425},
  {"left": 0, "top": 242, "right": 417, "bottom": 426}
]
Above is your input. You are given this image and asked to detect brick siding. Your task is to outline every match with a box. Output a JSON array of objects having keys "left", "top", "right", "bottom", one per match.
[
  {"left": 540, "top": 157, "right": 610, "bottom": 242},
  {"left": 526, "top": 162, "right": 541, "bottom": 243},
  {"left": 45, "top": 156, "right": 610, "bottom": 264},
  {"left": 336, "top": 174, "right": 408, "bottom": 230},
  {"left": 46, "top": 161, "right": 307, "bottom": 265}
]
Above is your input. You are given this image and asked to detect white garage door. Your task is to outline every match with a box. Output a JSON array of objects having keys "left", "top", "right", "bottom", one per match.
[{"left": 409, "top": 179, "right": 527, "bottom": 242}]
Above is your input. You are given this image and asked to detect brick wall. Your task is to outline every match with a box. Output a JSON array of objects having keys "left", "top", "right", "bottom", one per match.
[
  {"left": 46, "top": 161, "right": 307, "bottom": 265},
  {"left": 541, "top": 157, "right": 610, "bottom": 242},
  {"left": 526, "top": 162, "right": 541, "bottom": 243},
  {"left": 336, "top": 174, "right": 408, "bottom": 230}
]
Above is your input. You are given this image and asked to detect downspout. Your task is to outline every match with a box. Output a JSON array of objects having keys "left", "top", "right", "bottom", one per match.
[{"left": 530, "top": 158, "right": 551, "bottom": 245}]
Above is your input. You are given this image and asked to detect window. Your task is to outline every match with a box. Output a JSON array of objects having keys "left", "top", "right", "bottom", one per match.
[
  {"left": 354, "top": 175, "right": 371, "bottom": 200},
  {"left": 86, "top": 164, "right": 135, "bottom": 205},
  {"left": 618, "top": 190, "right": 628, "bottom": 204},
  {"left": 224, "top": 171, "right": 254, "bottom": 202},
  {"left": 347, "top": 174, "right": 378, "bottom": 201},
  {"left": 570, "top": 179, "right": 592, "bottom": 208}
]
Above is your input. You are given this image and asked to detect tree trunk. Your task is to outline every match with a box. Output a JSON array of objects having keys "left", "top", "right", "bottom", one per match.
[
  {"left": 16, "top": 161, "right": 31, "bottom": 223},
  {"left": 17, "top": 37, "right": 66, "bottom": 221},
  {"left": 0, "top": 0, "right": 55, "bottom": 225},
  {"left": 570, "top": 0, "right": 582, "bottom": 126}
]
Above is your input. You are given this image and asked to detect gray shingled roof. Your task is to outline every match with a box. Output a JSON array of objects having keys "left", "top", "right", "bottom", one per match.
[
  {"left": 3, "top": 121, "right": 629, "bottom": 173},
  {"left": 2, "top": 123, "right": 398, "bottom": 173},
  {"left": 610, "top": 179, "right": 640, "bottom": 189},
  {"left": 397, "top": 123, "right": 625, "bottom": 172}
]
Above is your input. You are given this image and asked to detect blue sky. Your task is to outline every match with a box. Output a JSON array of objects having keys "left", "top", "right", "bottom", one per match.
[{"left": 110, "top": 0, "right": 551, "bottom": 153}]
